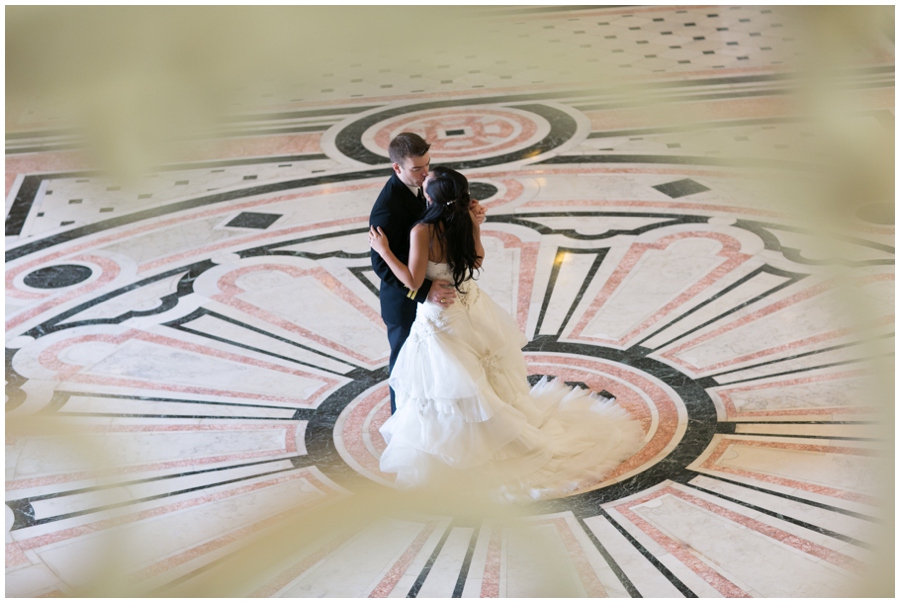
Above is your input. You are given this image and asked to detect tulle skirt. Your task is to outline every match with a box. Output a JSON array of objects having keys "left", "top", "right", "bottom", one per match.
[{"left": 379, "top": 280, "right": 644, "bottom": 501}]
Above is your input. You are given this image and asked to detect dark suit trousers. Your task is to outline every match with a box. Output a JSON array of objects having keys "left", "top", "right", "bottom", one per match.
[{"left": 385, "top": 317, "right": 414, "bottom": 414}]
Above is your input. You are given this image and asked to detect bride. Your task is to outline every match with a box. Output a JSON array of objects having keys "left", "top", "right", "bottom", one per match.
[{"left": 368, "top": 166, "right": 643, "bottom": 500}]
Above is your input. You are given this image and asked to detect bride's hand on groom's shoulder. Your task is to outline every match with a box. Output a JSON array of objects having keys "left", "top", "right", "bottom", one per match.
[{"left": 368, "top": 226, "right": 389, "bottom": 256}]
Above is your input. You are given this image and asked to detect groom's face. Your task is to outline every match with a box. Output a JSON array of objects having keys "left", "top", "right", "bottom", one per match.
[{"left": 393, "top": 152, "right": 430, "bottom": 188}]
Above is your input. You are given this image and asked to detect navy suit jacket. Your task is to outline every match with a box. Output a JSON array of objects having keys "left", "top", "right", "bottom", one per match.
[{"left": 369, "top": 172, "right": 432, "bottom": 324}]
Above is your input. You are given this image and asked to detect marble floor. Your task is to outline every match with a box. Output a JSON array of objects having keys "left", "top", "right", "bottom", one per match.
[{"left": 5, "top": 5, "right": 894, "bottom": 598}]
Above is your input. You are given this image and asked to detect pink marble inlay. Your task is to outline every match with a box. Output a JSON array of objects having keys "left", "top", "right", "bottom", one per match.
[
  {"left": 480, "top": 529, "right": 502, "bottom": 598},
  {"left": 373, "top": 109, "right": 539, "bottom": 160},
  {"left": 526, "top": 355, "right": 674, "bottom": 487},
  {"left": 367, "top": 520, "right": 441, "bottom": 597},
  {"left": 7, "top": 422, "right": 301, "bottom": 491},
  {"left": 248, "top": 530, "right": 356, "bottom": 597},
  {"left": 617, "top": 485, "right": 863, "bottom": 594},
  {"left": 5, "top": 542, "right": 29, "bottom": 568},
  {"left": 214, "top": 263, "right": 386, "bottom": 364},
  {"left": 339, "top": 385, "right": 393, "bottom": 479},
  {"left": 662, "top": 273, "right": 894, "bottom": 372},
  {"left": 480, "top": 178, "right": 525, "bottom": 212},
  {"left": 36, "top": 329, "right": 339, "bottom": 403},
  {"left": 519, "top": 197, "right": 783, "bottom": 217},
  {"left": 700, "top": 437, "right": 879, "bottom": 504},
  {"left": 6, "top": 254, "right": 122, "bottom": 330},
  {"left": 132, "top": 471, "right": 340, "bottom": 582},
  {"left": 5, "top": 181, "right": 383, "bottom": 324},
  {"left": 5, "top": 151, "right": 89, "bottom": 197},
  {"left": 11, "top": 468, "right": 338, "bottom": 565},
  {"left": 481, "top": 229, "right": 539, "bottom": 332},
  {"left": 545, "top": 517, "right": 608, "bottom": 597},
  {"left": 715, "top": 369, "right": 873, "bottom": 418},
  {"left": 570, "top": 231, "right": 750, "bottom": 346}
]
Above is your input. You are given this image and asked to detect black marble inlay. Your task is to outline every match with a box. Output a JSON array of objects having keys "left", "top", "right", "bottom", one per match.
[
  {"left": 5, "top": 175, "right": 45, "bottom": 235},
  {"left": 452, "top": 526, "right": 480, "bottom": 597},
  {"left": 407, "top": 524, "right": 453, "bottom": 597},
  {"left": 164, "top": 307, "right": 365, "bottom": 378},
  {"left": 10, "top": 71, "right": 891, "bottom": 259},
  {"left": 23, "top": 264, "right": 93, "bottom": 289},
  {"left": 21, "top": 262, "right": 212, "bottom": 340},
  {"left": 225, "top": 212, "right": 282, "bottom": 229},
  {"left": 652, "top": 178, "right": 711, "bottom": 198},
  {"left": 445, "top": 129, "right": 466, "bottom": 136},
  {"left": 6, "top": 457, "right": 306, "bottom": 529},
  {"left": 534, "top": 247, "right": 609, "bottom": 337},
  {"left": 467, "top": 181, "right": 499, "bottom": 202},
  {"left": 303, "top": 336, "right": 719, "bottom": 514},
  {"left": 734, "top": 219, "right": 895, "bottom": 266},
  {"left": 635, "top": 264, "right": 807, "bottom": 351},
  {"left": 6, "top": 348, "right": 28, "bottom": 412},
  {"left": 856, "top": 203, "right": 894, "bottom": 225},
  {"left": 333, "top": 100, "right": 578, "bottom": 169}
]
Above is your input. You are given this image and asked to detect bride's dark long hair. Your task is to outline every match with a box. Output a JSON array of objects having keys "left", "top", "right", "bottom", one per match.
[{"left": 418, "top": 166, "right": 480, "bottom": 290}]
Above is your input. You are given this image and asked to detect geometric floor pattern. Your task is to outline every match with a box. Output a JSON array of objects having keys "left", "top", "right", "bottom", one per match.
[{"left": 6, "top": 6, "right": 894, "bottom": 597}]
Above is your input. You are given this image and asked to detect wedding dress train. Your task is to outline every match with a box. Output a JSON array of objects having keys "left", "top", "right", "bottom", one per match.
[{"left": 379, "top": 262, "right": 644, "bottom": 500}]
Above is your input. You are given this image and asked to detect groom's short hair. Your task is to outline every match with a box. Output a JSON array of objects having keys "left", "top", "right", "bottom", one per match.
[{"left": 389, "top": 132, "right": 431, "bottom": 164}]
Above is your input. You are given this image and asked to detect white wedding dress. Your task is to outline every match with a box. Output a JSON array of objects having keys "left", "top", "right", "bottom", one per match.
[{"left": 379, "top": 262, "right": 644, "bottom": 500}]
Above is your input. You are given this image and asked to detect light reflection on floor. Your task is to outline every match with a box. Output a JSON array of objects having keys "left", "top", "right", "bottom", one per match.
[{"left": 5, "top": 5, "right": 893, "bottom": 598}]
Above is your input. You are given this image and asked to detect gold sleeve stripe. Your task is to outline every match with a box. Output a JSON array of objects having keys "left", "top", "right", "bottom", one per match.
[{"left": 406, "top": 288, "right": 417, "bottom": 299}]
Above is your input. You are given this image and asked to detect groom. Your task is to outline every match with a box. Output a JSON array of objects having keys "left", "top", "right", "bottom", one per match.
[{"left": 369, "top": 132, "right": 457, "bottom": 413}]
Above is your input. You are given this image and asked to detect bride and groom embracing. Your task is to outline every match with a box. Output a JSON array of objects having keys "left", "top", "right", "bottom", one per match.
[{"left": 368, "top": 132, "right": 642, "bottom": 501}]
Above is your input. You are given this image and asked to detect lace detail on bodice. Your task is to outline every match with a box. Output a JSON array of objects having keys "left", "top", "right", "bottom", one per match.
[{"left": 426, "top": 262, "right": 479, "bottom": 309}]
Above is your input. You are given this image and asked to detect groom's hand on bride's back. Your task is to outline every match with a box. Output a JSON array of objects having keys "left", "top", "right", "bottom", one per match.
[{"left": 427, "top": 280, "right": 457, "bottom": 307}]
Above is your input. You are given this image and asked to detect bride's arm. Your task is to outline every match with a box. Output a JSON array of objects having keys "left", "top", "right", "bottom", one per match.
[
  {"left": 471, "top": 200, "right": 485, "bottom": 269},
  {"left": 368, "top": 224, "right": 430, "bottom": 290}
]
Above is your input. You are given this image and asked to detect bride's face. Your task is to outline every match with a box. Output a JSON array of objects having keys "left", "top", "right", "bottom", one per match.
[{"left": 422, "top": 174, "right": 434, "bottom": 204}]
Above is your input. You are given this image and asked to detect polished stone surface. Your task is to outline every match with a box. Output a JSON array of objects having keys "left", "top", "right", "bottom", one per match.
[{"left": 5, "top": 5, "right": 892, "bottom": 598}]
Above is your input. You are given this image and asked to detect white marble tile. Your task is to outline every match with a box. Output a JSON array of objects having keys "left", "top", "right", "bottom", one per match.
[
  {"left": 476, "top": 231, "right": 524, "bottom": 320},
  {"left": 416, "top": 526, "right": 473, "bottom": 597},
  {"left": 5, "top": 562, "right": 66, "bottom": 597},
  {"left": 234, "top": 273, "right": 386, "bottom": 360},
  {"left": 710, "top": 339, "right": 879, "bottom": 385},
  {"left": 459, "top": 524, "right": 492, "bottom": 598},
  {"left": 675, "top": 288, "right": 856, "bottom": 369},
  {"left": 57, "top": 393, "right": 297, "bottom": 419},
  {"left": 604, "top": 505, "right": 725, "bottom": 597},
  {"left": 631, "top": 492, "right": 858, "bottom": 597},
  {"left": 558, "top": 514, "right": 631, "bottom": 598},
  {"left": 277, "top": 517, "right": 426, "bottom": 597},
  {"left": 734, "top": 422, "right": 878, "bottom": 438},
  {"left": 583, "top": 514, "right": 685, "bottom": 598},
  {"left": 687, "top": 474, "right": 875, "bottom": 543},
  {"left": 713, "top": 440, "right": 881, "bottom": 498},
  {"left": 384, "top": 517, "right": 453, "bottom": 598},
  {"left": 83, "top": 338, "right": 325, "bottom": 399},
  {"left": 585, "top": 237, "right": 725, "bottom": 340},
  {"left": 100, "top": 216, "right": 243, "bottom": 266},
  {"left": 715, "top": 374, "right": 872, "bottom": 415},
  {"left": 9, "top": 420, "right": 296, "bottom": 482},
  {"left": 535, "top": 247, "right": 597, "bottom": 336},
  {"left": 30, "top": 459, "right": 298, "bottom": 521},
  {"left": 34, "top": 469, "right": 333, "bottom": 591},
  {"left": 642, "top": 267, "right": 789, "bottom": 349},
  {"left": 173, "top": 312, "right": 358, "bottom": 375},
  {"left": 667, "top": 482, "right": 871, "bottom": 561},
  {"left": 55, "top": 272, "right": 186, "bottom": 324},
  {"left": 502, "top": 522, "right": 586, "bottom": 597}
]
